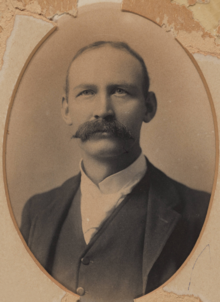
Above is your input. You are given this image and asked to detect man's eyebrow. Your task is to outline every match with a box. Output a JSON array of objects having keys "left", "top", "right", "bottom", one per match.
[
  {"left": 72, "top": 83, "right": 140, "bottom": 91},
  {"left": 110, "top": 83, "right": 138, "bottom": 88},
  {"left": 73, "top": 84, "right": 97, "bottom": 91},
  {"left": 108, "top": 83, "right": 139, "bottom": 91}
]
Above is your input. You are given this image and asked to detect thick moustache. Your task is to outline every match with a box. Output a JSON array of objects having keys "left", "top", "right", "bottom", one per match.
[{"left": 72, "top": 119, "right": 134, "bottom": 142}]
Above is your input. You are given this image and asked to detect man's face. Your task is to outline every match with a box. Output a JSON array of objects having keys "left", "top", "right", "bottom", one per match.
[{"left": 62, "top": 46, "right": 156, "bottom": 158}]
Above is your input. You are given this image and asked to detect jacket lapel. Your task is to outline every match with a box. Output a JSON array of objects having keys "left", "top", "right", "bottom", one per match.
[
  {"left": 28, "top": 162, "right": 181, "bottom": 291},
  {"left": 29, "top": 174, "right": 81, "bottom": 271},
  {"left": 142, "top": 163, "right": 181, "bottom": 294}
]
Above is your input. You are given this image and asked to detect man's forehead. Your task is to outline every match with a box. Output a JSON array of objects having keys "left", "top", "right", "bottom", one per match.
[
  {"left": 71, "top": 44, "right": 138, "bottom": 63},
  {"left": 68, "top": 45, "right": 144, "bottom": 82}
]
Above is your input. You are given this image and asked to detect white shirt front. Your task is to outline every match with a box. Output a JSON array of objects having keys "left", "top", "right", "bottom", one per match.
[{"left": 80, "top": 153, "right": 147, "bottom": 244}]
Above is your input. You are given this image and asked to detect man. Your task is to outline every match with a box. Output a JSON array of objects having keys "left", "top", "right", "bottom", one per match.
[{"left": 20, "top": 41, "right": 210, "bottom": 302}]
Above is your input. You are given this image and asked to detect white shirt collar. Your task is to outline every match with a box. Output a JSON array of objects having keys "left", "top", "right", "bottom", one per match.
[
  {"left": 80, "top": 153, "right": 147, "bottom": 195},
  {"left": 79, "top": 153, "right": 147, "bottom": 244}
]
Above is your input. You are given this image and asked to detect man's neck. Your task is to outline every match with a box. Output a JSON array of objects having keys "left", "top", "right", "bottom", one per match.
[{"left": 81, "top": 147, "right": 142, "bottom": 185}]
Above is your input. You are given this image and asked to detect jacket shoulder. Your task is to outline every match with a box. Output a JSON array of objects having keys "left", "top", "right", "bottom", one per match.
[
  {"left": 25, "top": 174, "right": 80, "bottom": 216},
  {"left": 145, "top": 162, "right": 211, "bottom": 293},
  {"left": 20, "top": 174, "right": 80, "bottom": 242},
  {"left": 148, "top": 161, "right": 210, "bottom": 223}
]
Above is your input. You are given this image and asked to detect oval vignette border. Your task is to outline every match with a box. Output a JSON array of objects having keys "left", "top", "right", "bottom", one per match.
[
  {"left": 2, "top": 2, "right": 219, "bottom": 301},
  {"left": 2, "top": 21, "right": 80, "bottom": 297}
]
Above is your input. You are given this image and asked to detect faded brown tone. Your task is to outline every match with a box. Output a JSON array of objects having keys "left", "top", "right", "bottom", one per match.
[
  {"left": 188, "top": 0, "right": 197, "bottom": 6},
  {"left": 0, "top": 0, "right": 77, "bottom": 68},
  {"left": 135, "top": 289, "right": 202, "bottom": 301},
  {"left": 122, "top": 0, "right": 220, "bottom": 58},
  {"left": 11, "top": 0, "right": 78, "bottom": 16},
  {"left": 61, "top": 292, "right": 79, "bottom": 302},
  {"left": 58, "top": 285, "right": 204, "bottom": 302},
  {"left": 173, "top": 0, "right": 220, "bottom": 38},
  {"left": 6, "top": 6, "right": 215, "bottom": 227},
  {"left": 0, "top": 1, "right": 219, "bottom": 302},
  {"left": 59, "top": 287, "right": 204, "bottom": 302},
  {"left": 1, "top": 0, "right": 220, "bottom": 72}
]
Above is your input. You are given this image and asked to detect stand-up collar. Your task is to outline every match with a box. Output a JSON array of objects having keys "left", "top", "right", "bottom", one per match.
[
  {"left": 80, "top": 152, "right": 147, "bottom": 194},
  {"left": 80, "top": 153, "right": 147, "bottom": 244}
]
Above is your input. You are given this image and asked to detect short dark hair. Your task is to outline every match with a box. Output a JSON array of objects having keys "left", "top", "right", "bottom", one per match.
[{"left": 65, "top": 41, "right": 150, "bottom": 101}]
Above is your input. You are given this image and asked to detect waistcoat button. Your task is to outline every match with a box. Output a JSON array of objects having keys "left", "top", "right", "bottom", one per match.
[
  {"left": 81, "top": 257, "right": 90, "bottom": 265},
  {"left": 76, "top": 287, "right": 85, "bottom": 296}
]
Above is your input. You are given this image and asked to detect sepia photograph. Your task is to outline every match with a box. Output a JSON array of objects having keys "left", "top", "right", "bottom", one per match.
[{"left": 4, "top": 3, "right": 216, "bottom": 302}]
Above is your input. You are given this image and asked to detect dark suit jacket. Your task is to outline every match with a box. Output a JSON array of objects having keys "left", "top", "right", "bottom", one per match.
[{"left": 20, "top": 161, "right": 210, "bottom": 297}]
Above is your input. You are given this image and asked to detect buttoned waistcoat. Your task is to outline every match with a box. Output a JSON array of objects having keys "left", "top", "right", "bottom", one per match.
[{"left": 20, "top": 160, "right": 210, "bottom": 300}]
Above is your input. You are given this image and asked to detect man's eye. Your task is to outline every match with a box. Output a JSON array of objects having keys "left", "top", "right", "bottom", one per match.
[
  {"left": 78, "top": 90, "right": 95, "bottom": 97},
  {"left": 113, "top": 88, "right": 128, "bottom": 96}
]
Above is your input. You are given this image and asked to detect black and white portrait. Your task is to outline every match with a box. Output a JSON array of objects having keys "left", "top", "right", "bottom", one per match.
[{"left": 5, "top": 4, "right": 215, "bottom": 302}]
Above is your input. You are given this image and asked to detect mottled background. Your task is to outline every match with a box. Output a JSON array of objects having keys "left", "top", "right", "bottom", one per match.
[
  {"left": 1, "top": 1, "right": 220, "bottom": 302},
  {"left": 6, "top": 6, "right": 215, "bottom": 226}
]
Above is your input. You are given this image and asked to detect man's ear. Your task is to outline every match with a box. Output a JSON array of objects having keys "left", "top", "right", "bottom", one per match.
[
  {"left": 61, "top": 96, "right": 72, "bottom": 125},
  {"left": 143, "top": 91, "right": 157, "bottom": 123}
]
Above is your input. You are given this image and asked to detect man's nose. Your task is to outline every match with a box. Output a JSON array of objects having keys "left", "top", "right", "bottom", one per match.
[{"left": 93, "top": 93, "right": 114, "bottom": 120}]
